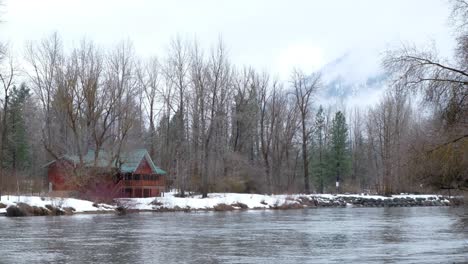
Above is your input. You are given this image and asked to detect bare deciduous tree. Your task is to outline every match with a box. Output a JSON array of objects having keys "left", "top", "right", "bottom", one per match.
[
  {"left": 25, "top": 32, "right": 63, "bottom": 159},
  {"left": 291, "top": 69, "right": 320, "bottom": 194},
  {"left": 0, "top": 47, "right": 19, "bottom": 198}
]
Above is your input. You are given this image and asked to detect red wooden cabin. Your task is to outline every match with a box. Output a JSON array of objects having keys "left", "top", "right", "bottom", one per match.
[{"left": 44, "top": 149, "right": 167, "bottom": 198}]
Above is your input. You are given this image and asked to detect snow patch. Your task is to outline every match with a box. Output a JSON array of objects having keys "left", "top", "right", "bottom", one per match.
[{"left": 0, "top": 195, "right": 115, "bottom": 214}]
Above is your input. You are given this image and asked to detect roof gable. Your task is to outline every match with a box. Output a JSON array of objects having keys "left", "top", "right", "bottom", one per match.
[
  {"left": 118, "top": 149, "right": 167, "bottom": 174},
  {"left": 44, "top": 149, "right": 166, "bottom": 174}
]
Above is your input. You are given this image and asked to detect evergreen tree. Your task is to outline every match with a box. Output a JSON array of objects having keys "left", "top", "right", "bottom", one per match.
[
  {"left": 311, "top": 105, "right": 328, "bottom": 193},
  {"left": 329, "top": 111, "right": 350, "bottom": 191},
  {"left": 4, "top": 83, "right": 31, "bottom": 172}
]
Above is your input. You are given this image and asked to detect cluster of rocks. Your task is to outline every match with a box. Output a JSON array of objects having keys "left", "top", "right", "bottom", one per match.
[
  {"left": 147, "top": 195, "right": 463, "bottom": 213},
  {"left": 145, "top": 201, "right": 251, "bottom": 212},
  {"left": 4, "top": 203, "right": 75, "bottom": 217},
  {"left": 291, "top": 195, "right": 459, "bottom": 208}
]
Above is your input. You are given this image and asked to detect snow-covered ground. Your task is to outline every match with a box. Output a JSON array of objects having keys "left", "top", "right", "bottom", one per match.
[
  {"left": 119, "top": 193, "right": 293, "bottom": 210},
  {"left": 0, "top": 195, "right": 115, "bottom": 215},
  {"left": 0, "top": 192, "right": 455, "bottom": 216}
]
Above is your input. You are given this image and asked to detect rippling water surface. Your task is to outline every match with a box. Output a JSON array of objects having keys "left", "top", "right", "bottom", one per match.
[{"left": 0, "top": 207, "right": 466, "bottom": 263}]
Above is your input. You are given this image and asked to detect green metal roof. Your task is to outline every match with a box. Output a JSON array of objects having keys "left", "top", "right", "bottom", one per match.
[
  {"left": 41, "top": 150, "right": 113, "bottom": 168},
  {"left": 119, "top": 149, "right": 167, "bottom": 174},
  {"left": 44, "top": 149, "right": 166, "bottom": 175},
  {"left": 68, "top": 150, "right": 113, "bottom": 167}
]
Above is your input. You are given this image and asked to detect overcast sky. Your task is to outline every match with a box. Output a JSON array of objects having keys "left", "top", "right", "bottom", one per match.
[{"left": 0, "top": 0, "right": 455, "bottom": 81}]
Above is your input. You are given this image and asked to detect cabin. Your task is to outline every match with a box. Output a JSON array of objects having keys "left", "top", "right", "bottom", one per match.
[{"left": 44, "top": 149, "right": 167, "bottom": 198}]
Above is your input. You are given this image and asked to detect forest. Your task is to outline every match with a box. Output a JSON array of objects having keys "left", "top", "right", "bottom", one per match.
[{"left": 0, "top": 1, "right": 466, "bottom": 198}]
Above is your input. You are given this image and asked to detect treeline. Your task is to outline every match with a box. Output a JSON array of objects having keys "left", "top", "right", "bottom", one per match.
[{"left": 0, "top": 1, "right": 466, "bottom": 197}]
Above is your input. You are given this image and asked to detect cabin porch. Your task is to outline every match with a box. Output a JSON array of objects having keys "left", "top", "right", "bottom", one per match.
[{"left": 118, "top": 172, "right": 165, "bottom": 198}]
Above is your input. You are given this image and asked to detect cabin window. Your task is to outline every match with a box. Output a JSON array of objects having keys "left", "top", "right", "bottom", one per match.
[
  {"left": 143, "top": 175, "right": 149, "bottom": 181},
  {"left": 124, "top": 188, "right": 132, "bottom": 197},
  {"left": 124, "top": 173, "right": 132, "bottom": 181},
  {"left": 143, "top": 189, "right": 150, "bottom": 198},
  {"left": 133, "top": 174, "right": 141, "bottom": 180},
  {"left": 134, "top": 188, "right": 143, "bottom": 198}
]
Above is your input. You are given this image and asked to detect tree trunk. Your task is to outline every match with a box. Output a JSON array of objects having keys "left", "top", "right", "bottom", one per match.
[
  {"left": 302, "top": 116, "right": 310, "bottom": 194},
  {"left": 0, "top": 94, "right": 9, "bottom": 199}
]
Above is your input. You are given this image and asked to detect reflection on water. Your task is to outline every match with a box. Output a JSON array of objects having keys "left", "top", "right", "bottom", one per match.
[{"left": 0, "top": 207, "right": 466, "bottom": 264}]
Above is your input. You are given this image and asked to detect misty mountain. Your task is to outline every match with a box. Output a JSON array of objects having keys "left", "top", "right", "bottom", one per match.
[{"left": 317, "top": 51, "right": 389, "bottom": 105}]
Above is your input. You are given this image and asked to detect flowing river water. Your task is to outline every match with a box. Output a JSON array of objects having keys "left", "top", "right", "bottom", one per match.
[{"left": 0, "top": 207, "right": 466, "bottom": 264}]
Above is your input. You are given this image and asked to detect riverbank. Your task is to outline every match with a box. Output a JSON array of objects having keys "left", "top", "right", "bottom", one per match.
[
  {"left": 0, "top": 195, "right": 115, "bottom": 216},
  {"left": 0, "top": 193, "right": 463, "bottom": 217},
  {"left": 120, "top": 193, "right": 461, "bottom": 212}
]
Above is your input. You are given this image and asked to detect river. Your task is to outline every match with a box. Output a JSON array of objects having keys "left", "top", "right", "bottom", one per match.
[{"left": 0, "top": 207, "right": 466, "bottom": 264}]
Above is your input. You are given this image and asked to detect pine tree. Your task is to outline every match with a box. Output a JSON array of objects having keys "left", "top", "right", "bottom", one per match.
[
  {"left": 311, "top": 105, "right": 328, "bottom": 193},
  {"left": 5, "top": 83, "right": 31, "bottom": 172},
  {"left": 329, "top": 111, "right": 350, "bottom": 192}
]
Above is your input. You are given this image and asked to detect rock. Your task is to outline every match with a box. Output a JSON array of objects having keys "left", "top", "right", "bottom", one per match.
[
  {"left": 333, "top": 200, "right": 346, "bottom": 207},
  {"left": 442, "top": 199, "right": 451, "bottom": 206},
  {"left": 150, "top": 200, "right": 163, "bottom": 206},
  {"left": 231, "top": 202, "right": 248, "bottom": 209},
  {"left": 6, "top": 205, "right": 27, "bottom": 217},
  {"left": 422, "top": 200, "right": 432, "bottom": 206},
  {"left": 449, "top": 197, "right": 464, "bottom": 206},
  {"left": 274, "top": 202, "right": 303, "bottom": 210},
  {"left": 115, "top": 206, "right": 127, "bottom": 215},
  {"left": 31, "top": 206, "right": 49, "bottom": 216},
  {"left": 319, "top": 199, "right": 333, "bottom": 207},
  {"left": 62, "top": 207, "right": 75, "bottom": 215},
  {"left": 6, "top": 203, "right": 55, "bottom": 217},
  {"left": 0, "top": 203, "right": 6, "bottom": 209},
  {"left": 153, "top": 207, "right": 173, "bottom": 212},
  {"left": 45, "top": 204, "right": 65, "bottom": 215},
  {"left": 213, "top": 203, "right": 234, "bottom": 211}
]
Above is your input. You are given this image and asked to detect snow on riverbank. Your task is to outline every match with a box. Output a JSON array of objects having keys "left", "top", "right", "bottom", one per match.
[
  {"left": 119, "top": 193, "right": 292, "bottom": 210},
  {"left": 0, "top": 192, "right": 457, "bottom": 216},
  {"left": 0, "top": 195, "right": 115, "bottom": 215},
  {"left": 118, "top": 192, "right": 454, "bottom": 211}
]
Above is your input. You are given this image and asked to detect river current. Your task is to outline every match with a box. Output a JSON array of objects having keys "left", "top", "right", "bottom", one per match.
[{"left": 0, "top": 207, "right": 466, "bottom": 263}]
